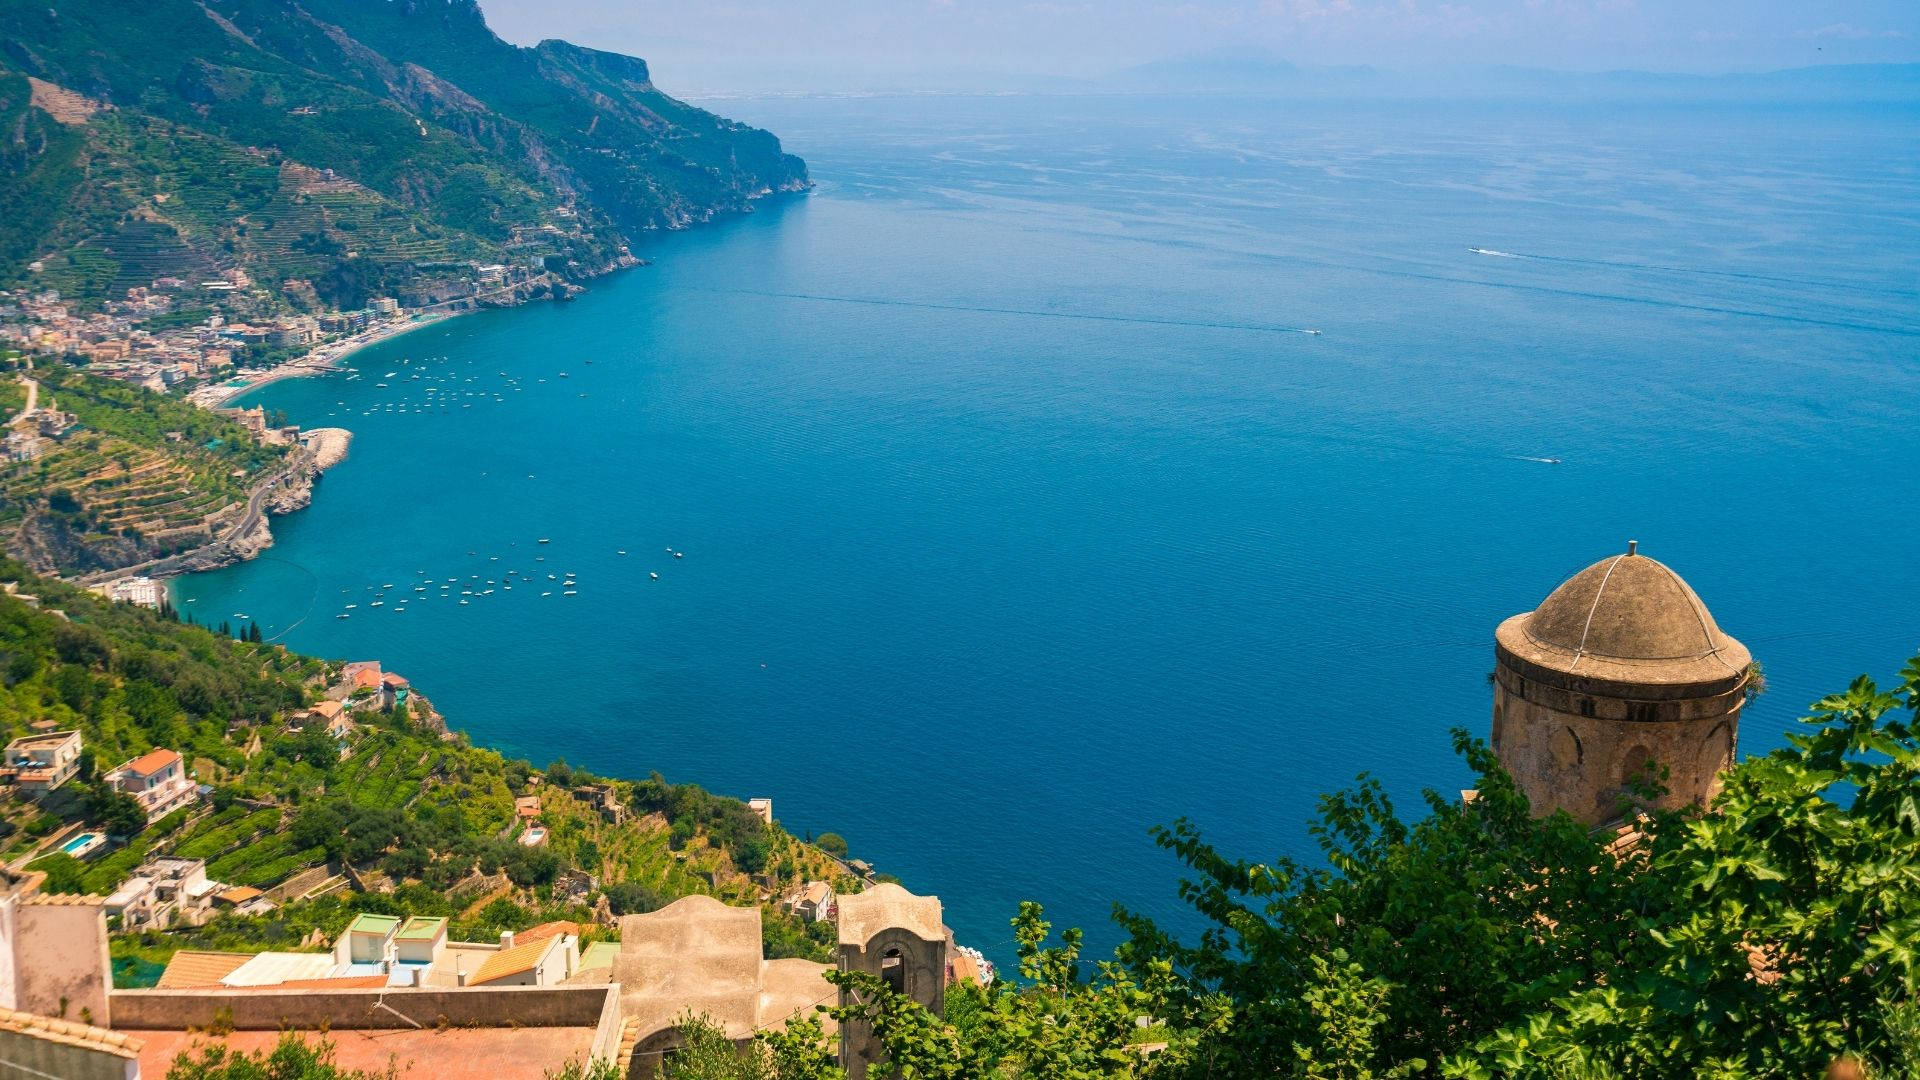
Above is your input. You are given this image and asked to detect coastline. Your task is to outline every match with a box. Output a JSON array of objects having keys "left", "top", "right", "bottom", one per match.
[{"left": 189, "top": 309, "right": 469, "bottom": 409}]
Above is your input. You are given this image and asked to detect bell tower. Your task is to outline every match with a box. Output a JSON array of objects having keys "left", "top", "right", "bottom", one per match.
[{"left": 835, "top": 883, "right": 947, "bottom": 1080}]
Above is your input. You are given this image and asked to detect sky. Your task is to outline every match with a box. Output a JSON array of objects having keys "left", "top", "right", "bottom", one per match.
[{"left": 474, "top": 0, "right": 1920, "bottom": 93}]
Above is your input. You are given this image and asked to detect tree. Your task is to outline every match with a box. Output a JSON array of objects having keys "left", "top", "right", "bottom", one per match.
[
  {"left": 605, "top": 881, "right": 665, "bottom": 916},
  {"left": 87, "top": 783, "right": 149, "bottom": 838},
  {"left": 814, "top": 833, "right": 848, "bottom": 859}
]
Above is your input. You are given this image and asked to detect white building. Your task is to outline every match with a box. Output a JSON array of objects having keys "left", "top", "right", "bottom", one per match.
[{"left": 2, "top": 731, "right": 82, "bottom": 795}]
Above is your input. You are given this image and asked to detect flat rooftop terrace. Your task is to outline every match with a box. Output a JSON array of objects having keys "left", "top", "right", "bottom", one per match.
[{"left": 135, "top": 1026, "right": 599, "bottom": 1079}]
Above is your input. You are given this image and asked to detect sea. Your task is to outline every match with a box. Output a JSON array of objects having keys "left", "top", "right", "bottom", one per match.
[{"left": 175, "top": 92, "right": 1920, "bottom": 964}]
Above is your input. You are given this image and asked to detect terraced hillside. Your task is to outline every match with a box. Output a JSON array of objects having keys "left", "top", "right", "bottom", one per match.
[
  {"left": 0, "top": 0, "right": 807, "bottom": 311},
  {"left": 0, "top": 561, "right": 853, "bottom": 979},
  {"left": 0, "top": 365, "right": 284, "bottom": 574}
]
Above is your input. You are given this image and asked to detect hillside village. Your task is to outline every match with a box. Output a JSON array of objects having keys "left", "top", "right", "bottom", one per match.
[{"left": 0, "top": 563, "right": 977, "bottom": 1077}]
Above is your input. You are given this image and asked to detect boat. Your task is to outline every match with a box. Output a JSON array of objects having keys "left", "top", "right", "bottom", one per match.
[
  {"left": 673, "top": 551, "right": 683, "bottom": 559},
  {"left": 336, "top": 613, "right": 351, "bottom": 619},
  {"left": 538, "top": 538, "right": 551, "bottom": 545},
  {"left": 459, "top": 599, "right": 470, "bottom": 605},
  {"left": 559, "top": 372, "right": 568, "bottom": 378},
  {"left": 370, "top": 601, "right": 383, "bottom": 608},
  {"left": 617, "top": 549, "right": 627, "bottom": 556},
  {"left": 650, "top": 572, "right": 659, "bottom": 581},
  {"left": 233, "top": 613, "right": 249, "bottom": 619},
  {"left": 541, "top": 591, "right": 551, "bottom": 597},
  {"left": 564, "top": 590, "right": 577, "bottom": 596},
  {"left": 344, "top": 604, "right": 357, "bottom": 610}
]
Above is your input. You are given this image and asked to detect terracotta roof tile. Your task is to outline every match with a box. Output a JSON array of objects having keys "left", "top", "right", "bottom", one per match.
[
  {"left": 124, "top": 748, "right": 182, "bottom": 776},
  {"left": 0, "top": 1006, "right": 142, "bottom": 1058},
  {"left": 517, "top": 920, "right": 579, "bottom": 945},
  {"left": 470, "top": 936, "right": 557, "bottom": 986},
  {"left": 157, "top": 951, "right": 252, "bottom": 989}
]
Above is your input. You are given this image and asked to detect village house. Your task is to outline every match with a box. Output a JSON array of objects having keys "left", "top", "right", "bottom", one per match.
[
  {"left": 300, "top": 699, "right": 353, "bottom": 740},
  {"left": 783, "top": 880, "right": 836, "bottom": 923},
  {"left": 573, "top": 783, "right": 628, "bottom": 825},
  {"left": 105, "top": 749, "right": 198, "bottom": 824},
  {"left": 1, "top": 730, "right": 83, "bottom": 795}
]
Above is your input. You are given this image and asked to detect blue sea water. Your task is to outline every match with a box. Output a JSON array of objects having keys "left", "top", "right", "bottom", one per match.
[{"left": 176, "top": 94, "right": 1920, "bottom": 962}]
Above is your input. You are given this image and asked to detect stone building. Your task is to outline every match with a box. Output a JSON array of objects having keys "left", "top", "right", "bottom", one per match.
[
  {"left": 1491, "top": 542, "right": 1753, "bottom": 826},
  {"left": 836, "top": 884, "right": 947, "bottom": 1080}
]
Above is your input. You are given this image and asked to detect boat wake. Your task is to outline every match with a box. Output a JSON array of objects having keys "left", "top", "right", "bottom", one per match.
[
  {"left": 1469, "top": 247, "right": 1524, "bottom": 259},
  {"left": 1510, "top": 455, "right": 1564, "bottom": 465}
]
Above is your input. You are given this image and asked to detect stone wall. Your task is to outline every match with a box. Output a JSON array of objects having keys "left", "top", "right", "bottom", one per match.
[
  {"left": 1492, "top": 679, "right": 1738, "bottom": 824},
  {"left": 112, "top": 984, "right": 617, "bottom": 1033}
]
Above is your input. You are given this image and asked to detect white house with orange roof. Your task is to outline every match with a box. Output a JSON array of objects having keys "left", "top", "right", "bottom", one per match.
[{"left": 104, "top": 749, "right": 196, "bottom": 823}]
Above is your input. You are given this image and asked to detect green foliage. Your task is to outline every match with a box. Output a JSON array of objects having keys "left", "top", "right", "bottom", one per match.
[
  {"left": 813, "top": 832, "right": 848, "bottom": 859},
  {"left": 0, "top": 0, "right": 805, "bottom": 308},
  {"left": 85, "top": 782, "right": 147, "bottom": 836},
  {"left": 164, "top": 1032, "right": 397, "bottom": 1079},
  {"left": 754, "top": 656, "right": 1920, "bottom": 1080}
]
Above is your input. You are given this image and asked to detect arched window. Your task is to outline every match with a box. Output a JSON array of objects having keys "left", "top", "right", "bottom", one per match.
[{"left": 880, "top": 946, "right": 906, "bottom": 995}]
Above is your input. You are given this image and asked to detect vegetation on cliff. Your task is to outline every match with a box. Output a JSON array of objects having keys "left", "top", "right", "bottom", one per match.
[
  {"left": 0, "top": 559, "right": 846, "bottom": 981},
  {"left": 0, "top": 364, "right": 287, "bottom": 574},
  {"left": 0, "top": 0, "right": 807, "bottom": 310},
  {"left": 668, "top": 658, "right": 1920, "bottom": 1079}
]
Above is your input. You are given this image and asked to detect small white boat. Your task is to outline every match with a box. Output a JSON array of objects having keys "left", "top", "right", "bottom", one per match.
[
  {"left": 344, "top": 604, "right": 357, "bottom": 610},
  {"left": 370, "top": 601, "right": 383, "bottom": 608},
  {"left": 649, "top": 572, "right": 659, "bottom": 581},
  {"left": 564, "top": 590, "right": 577, "bottom": 596},
  {"left": 673, "top": 551, "right": 683, "bottom": 559},
  {"left": 541, "top": 591, "right": 551, "bottom": 597},
  {"left": 538, "top": 538, "right": 551, "bottom": 545},
  {"left": 459, "top": 599, "right": 469, "bottom": 606}
]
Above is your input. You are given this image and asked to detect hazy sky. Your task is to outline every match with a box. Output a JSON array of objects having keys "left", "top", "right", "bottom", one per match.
[{"left": 476, "top": 0, "right": 1920, "bottom": 92}]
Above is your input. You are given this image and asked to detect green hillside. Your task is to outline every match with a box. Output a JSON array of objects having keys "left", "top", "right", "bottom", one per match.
[
  {"left": 0, "top": 559, "right": 847, "bottom": 974},
  {"left": 0, "top": 0, "right": 807, "bottom": 310}
]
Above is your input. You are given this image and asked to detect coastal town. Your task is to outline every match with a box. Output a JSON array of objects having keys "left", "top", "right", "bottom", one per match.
[{"left": 0, "top": 256, "right": 562, "bottom": 406}]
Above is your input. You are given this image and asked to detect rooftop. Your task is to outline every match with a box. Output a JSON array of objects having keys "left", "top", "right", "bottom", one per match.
[
  {"left": 837, "top": 883, "right": 946, "bottom": 948},
  {"left": 518, "top": 920, "right": 579, "bottom": 945},
  {"left": 1497, "top": 544, "right": 1751, "bottom": 688},
  {"left": 156, "top": 951, "right": 251, "bottom": 989},
  {"left": 396, "top": 915, "right": 448, "bottom": 942},
  {"left": 5, "top": 730, "right": 79, "bottom": 751},
  {"left": 469, "top": 935, "right": 556, "bottom": 986},
  {"left": 132, "top": 1025, "right": 598, "bottom": 1080},
  {"left": 0, "top": 1006, "right": 142, "bottom": 1060},
  {"left": 122, "top": 747, "right": 182, "bottom": 775},
  {"left": 347, "top": 912, "right": 403, "bottom": 936}
]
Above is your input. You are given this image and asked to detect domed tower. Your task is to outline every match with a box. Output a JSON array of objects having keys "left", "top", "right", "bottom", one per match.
[{"left": 1491, "top": 542, "right": 1752, "bottom": 826}]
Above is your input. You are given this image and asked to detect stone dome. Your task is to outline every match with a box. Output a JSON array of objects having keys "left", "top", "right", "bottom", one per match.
[{"left": 1495, "top": 544, "right": 1751, "bottom": 690}]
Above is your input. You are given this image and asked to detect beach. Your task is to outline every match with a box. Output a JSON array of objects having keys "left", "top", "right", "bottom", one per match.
[{"left": 188, "top": 310, "right": 466, "bottom": 409}]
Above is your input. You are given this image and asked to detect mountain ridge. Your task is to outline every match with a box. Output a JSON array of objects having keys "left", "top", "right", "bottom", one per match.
[{"left": 0, "top": 0, "right": 808, "bottom": 310}]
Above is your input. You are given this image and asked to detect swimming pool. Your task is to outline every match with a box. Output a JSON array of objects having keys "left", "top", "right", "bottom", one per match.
[{"left": 59, "top": 832, "right": 104, "bottom": 858}]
